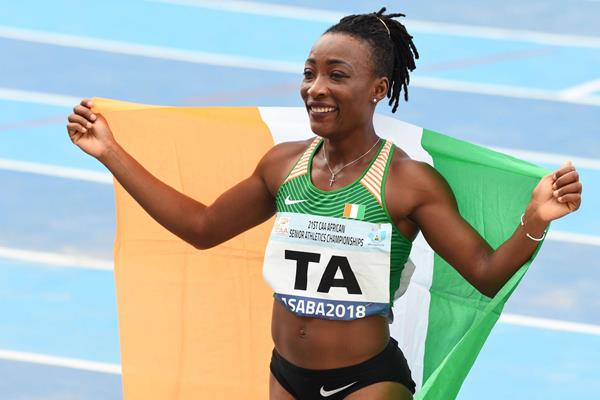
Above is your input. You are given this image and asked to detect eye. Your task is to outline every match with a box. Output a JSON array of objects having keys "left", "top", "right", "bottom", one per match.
[
  {"left": 303, "top": 69, "right": 314, "bottom": 79},
  {"left": 330, "top": 72, "right": 347, "bottom": 80}
]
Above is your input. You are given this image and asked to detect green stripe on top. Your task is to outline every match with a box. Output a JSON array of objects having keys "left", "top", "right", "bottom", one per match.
[{"left": 275, "top": 138, "right": 413, "bottom": 305}]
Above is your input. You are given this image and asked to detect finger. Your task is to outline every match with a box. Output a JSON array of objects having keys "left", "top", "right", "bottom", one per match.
[
  {"left": 80, "top": 98, "right": 96, "bottom": 114},
  {"left": 557, "top": 193, "right": 581, "bottom": 207},
  {"left": 553, "top": 162, "right": 576, "bottom": 180},
  {"left": 68, "top": 114, "right": 93, "bottom": 129},
  {"left": 552, "top": 169, "right": 579, "bottom": 189},
  {"left": 554, "top": 181, "right": 582, "bottom": 198},
  {"left": 66, "top": 122, "right": 87, "bottom": 135},
  {"left": 73, "top": 104, "right": 97, "bottom": 122}
]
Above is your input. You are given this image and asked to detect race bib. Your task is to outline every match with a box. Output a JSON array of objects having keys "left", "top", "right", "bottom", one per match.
[{"left": 263, "top": 212, "right": 392, "bottom": 320}]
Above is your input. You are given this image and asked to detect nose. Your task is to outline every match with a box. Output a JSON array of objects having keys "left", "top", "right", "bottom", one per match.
[{"left": 306, "top": 75, "right": 328, "bottom": 98}]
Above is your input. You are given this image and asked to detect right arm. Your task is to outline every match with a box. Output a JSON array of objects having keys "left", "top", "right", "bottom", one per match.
[{"left": 67, "top": 98, "right": 284, "bottom": 250}]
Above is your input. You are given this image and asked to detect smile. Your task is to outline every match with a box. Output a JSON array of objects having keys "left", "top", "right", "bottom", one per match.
[{"left": 309, "top": 106, "right": 337, "bottom": 113}]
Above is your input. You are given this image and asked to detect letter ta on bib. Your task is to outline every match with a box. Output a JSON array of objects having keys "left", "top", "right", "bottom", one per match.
[{"left": 343, "top": 203, "right": 365, "bottom": 220}]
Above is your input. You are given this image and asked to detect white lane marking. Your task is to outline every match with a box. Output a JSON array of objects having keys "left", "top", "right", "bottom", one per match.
[
  {"left": 2, "top": 26, "right": 600, "bottom": 106},
  {"left": 0, "top": 158, "right": 113, "bottom": 184},
  {"left": 148, "top": 0, "right": 600, "bottom": 49},
  {"left": 0, "top": 246, "right": 113, "bottom": 270},
  {"left": 560, "top": 79, "right": 600, "bottom": 99},
  {"left": 546, "top": 231, "right": 600, "bottom": 247},
  {"left": 412, "top": 76, "right": 600, "bottom": 107},
  {"left": 147, "top": 0, "right": 342, "bottom": 23},
  {"left": 0, "top": 87, "right": 79, "bottom": 107},
  {"left": 0, "top": 315, "right": 598, "bottom": 376},
  {"left": 500, "top": 313, "right": 600, "bottom": 336},
  {"left": 486, "top": 145, "right": 600, "bottom": 170},
  {"left": 3, "top": 90, "right": 599, "bottom": 170},
  {"left": 0, "top": 26, "right": 301, "bottom": 74},
  {"left": 0, "top": 349, "right": 121, "bottom": 374}
]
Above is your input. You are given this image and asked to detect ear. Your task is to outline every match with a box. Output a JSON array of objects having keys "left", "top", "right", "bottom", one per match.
[{"left": 372, "top": 76, "right": 389, "bottom": 102}]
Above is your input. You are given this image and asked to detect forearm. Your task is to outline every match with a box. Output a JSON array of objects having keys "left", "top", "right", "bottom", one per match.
[
  {"left": 478, "top": 203, "right": 549, "bottom": 297},
  {"left": 99, "top": 141, "right": 205, "bottom": 248}
]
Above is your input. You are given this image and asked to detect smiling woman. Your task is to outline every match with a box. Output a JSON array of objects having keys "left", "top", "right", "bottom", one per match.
[{"left": 66, "top": 6, "right": 582, "bottom": 400}]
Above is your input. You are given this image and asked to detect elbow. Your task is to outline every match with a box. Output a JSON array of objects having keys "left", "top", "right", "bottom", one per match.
[
  {"left": 474, "top": 255, "right": 499, "bottom": 298},
  {"left": 478, "top": 285, "right": 499, "bottom": 299},
  {"left": 192, "top": 231, "right": 218, "bottom": 250},
  {"left": 191, "top": 209, "right": 220, "bottom": 250},
  {"left": 193, "top": 241, "right": 217, "bottom": 250}
]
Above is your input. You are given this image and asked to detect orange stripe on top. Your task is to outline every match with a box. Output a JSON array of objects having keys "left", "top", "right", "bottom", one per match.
[
  {"left": 360, "top": 140, "right": 393, "bottom": 206},
  {"left": 283, "top": 136, "right": 321, "bottom": 184}
]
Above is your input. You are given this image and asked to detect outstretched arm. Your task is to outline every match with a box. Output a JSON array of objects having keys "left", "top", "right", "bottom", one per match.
[
  {"left": 405, "top": 160, "right": 581, "bottom": 298},
  {"left": 68, "top": 98, "right": 277, "bottom": 250}
]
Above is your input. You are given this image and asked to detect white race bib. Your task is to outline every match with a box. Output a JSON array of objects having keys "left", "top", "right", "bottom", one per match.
[{"left": 263, "top": 212, "right": 392, "bottom": 320}]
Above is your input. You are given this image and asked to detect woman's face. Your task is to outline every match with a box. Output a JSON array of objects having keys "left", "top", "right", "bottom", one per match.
[{"left": 300, "top": 32, "right": 388, "bottom": 138}]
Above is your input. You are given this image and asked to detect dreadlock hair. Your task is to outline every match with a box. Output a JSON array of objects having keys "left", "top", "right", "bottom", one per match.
[{"left": 324, "top": 7, "right": 419, "bottom": 113}]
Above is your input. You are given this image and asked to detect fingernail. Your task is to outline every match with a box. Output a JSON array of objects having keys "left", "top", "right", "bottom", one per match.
[
  {"left": 90, "top": 114, "right": 96, "bottom": 120},
  {"left": 553, "top": 190, "right": 559, "bottom": 196},
  {"left": 82, "top": 128, "right": 87, "bottom": 132},
  {"left": 87, "top": 101, "right": 93, "bottom": 106},
  {"left": 86, "top": 122, "right": 92, "bottom": 128},
  {"left": 552, "top": 183, "right": 557, "bottom": 189}
]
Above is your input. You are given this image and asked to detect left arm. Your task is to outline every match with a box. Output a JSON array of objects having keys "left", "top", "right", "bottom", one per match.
[{"left": 405, "top": 160, "right": 582, "bottom": 298}]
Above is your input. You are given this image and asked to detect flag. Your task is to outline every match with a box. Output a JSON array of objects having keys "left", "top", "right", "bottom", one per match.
[
  {"left": 343, "top": 203, "right": 366, "bottom": 220},
  {"left": 92, "top": 98, "right": 549, "bottom": 399}
]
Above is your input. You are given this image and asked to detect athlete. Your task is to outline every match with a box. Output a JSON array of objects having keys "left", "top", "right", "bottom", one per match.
[{"left": 67, "top": 8, "right": 582, "bottom": 400}]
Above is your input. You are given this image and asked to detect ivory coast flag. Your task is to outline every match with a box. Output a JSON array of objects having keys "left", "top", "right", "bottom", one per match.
[{"left": 92, "top": 97, "right": 549, "bottom": 399}]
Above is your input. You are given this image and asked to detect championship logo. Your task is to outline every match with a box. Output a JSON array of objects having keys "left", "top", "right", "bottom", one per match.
[
  {"left": 274, "top": 215, "right": 291, "bottom": 236},
  {"left": 367, "top": 228, "right": 387, "bottom": 246}
]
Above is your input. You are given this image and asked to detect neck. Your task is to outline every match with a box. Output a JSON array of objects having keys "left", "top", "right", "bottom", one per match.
[{"left": 320, "top": 124, "right": 379, "bottom": 167}]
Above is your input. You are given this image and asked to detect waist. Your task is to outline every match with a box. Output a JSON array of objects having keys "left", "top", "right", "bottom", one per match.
[{"left": 271, "top": 299, "right": 390, "bottom": 369}]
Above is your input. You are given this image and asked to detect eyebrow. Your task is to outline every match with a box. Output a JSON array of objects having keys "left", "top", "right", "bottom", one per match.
[{"left": 306, "top": 57, "right": 353, "bottom": 69}]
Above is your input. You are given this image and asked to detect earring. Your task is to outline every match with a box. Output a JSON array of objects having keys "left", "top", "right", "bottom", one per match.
[{"left": 372, "top": 98, "right": 377, "bottom": 103}]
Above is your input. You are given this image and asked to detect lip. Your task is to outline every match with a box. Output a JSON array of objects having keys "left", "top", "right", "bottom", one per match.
[{"left": 306, "top": 101, "right": 338, "bottom": 117}]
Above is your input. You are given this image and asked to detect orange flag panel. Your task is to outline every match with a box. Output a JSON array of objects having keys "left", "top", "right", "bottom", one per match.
[{"left": 93, "top": 98, "right": 275, "bottom": 399}]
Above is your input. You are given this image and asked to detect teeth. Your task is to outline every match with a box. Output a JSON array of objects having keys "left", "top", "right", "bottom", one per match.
[{"left": 311, "top": 106, "right": 336, "bottom": 113}]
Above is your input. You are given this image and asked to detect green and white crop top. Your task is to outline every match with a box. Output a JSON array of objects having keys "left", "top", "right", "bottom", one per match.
[{"left": 262, "top": 136, "right": 413, "bottom": 321}]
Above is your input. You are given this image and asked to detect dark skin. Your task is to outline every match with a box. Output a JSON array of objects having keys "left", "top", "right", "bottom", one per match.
[{"left": 68, "top": 33, "right": 582, "bottom": 400}]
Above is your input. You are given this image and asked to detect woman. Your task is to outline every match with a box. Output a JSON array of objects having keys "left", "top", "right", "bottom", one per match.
[{"left": 67, "top": 8, "right": 582, "bottom": 400}]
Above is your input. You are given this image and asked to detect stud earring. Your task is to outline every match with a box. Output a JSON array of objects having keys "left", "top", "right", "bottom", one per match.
[{"left": 372, "top": 98, "right": 377, "bottom": 103}]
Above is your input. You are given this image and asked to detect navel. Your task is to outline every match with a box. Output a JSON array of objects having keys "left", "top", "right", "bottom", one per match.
[{"left": 298, "top": 327, "right": 307, "bottom": 339}]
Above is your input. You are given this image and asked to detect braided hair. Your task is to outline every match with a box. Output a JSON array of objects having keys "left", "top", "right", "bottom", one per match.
[{"left": 324, "top": 7, "right": 419, "bottom": 113}]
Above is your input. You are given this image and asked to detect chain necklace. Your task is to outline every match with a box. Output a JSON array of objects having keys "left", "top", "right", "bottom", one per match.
[{"left": 322, "top": 137, "right": 381, "bottom": 186}]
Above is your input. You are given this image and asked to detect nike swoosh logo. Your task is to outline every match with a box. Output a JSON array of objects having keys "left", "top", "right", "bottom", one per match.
[
  {"left": 284, "top": 195, "right": 307, "bottom": 205},
  {"left": 319, "top": 381, "right": 358, "bottom": 397}
]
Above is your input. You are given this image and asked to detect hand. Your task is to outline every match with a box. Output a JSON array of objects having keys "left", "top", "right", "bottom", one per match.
[
  {"left": 529, "top": 160, "right": 582, "bottom": 222},
  {"left": 67, "top": 98, "right": 116, "bottom": 159}
]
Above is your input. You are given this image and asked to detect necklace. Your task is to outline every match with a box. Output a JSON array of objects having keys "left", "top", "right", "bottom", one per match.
[{"left": 322, "top": 137, "right": 381, "bottom": 186}]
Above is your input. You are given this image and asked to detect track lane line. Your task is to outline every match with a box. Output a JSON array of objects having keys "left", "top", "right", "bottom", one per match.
[
  {"left": 148, "top": 0, "right": 600, "bottom": 49},
  {"left": 1, "top": 28, "right": 600, "bottom": 106},
  {"left": 0, "top": 246, "right": 113, "bottom": 270},
  {"left": 0, "top": 158, "right": 113, "bottom": 184},
  {"left": 0, "top": 313, "right": 596, "bottom": 375},
  {"left": 0, "top": 349, "right": 121, "bottom": 374}
]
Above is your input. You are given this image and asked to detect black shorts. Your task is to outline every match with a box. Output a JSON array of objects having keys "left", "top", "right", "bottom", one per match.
[{"left": 270, "top": 337, "right": 416, "bottom": 399}]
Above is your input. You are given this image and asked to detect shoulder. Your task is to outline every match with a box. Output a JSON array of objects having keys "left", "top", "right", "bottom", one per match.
[
  {"left": 386, "top": 144, "right": 456, "bottom": 213},
  {"left": 256, "top": 137, "right": 315, "bottom": 197}
]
